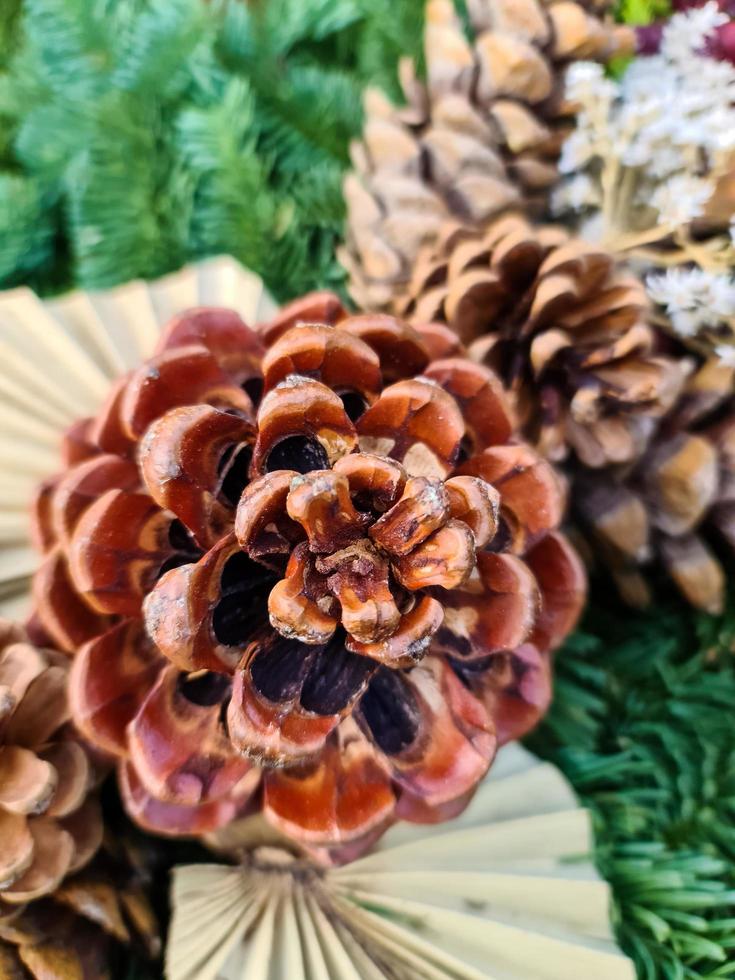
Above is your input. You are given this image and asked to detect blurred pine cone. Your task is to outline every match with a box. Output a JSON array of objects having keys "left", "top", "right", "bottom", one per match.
[
  {"left": 0, "top": 620, "right": 158, "bottom": 978},
  {"left": 0, "top": 620, "right": 103, "bottom": 907},
  {"left": 576, "top": 358, "right": 735, "bottom": 614},
  {"left": 399, "top": 217, "right": 735, "bottom": 612},
  {"left": 401, "top": 216, "right": 690, "bottom": 469},
  {"left": 30, "top": 298, "right": 585, "bottom": 856},
  {"left": 339, "top": 0, "right": 634, "bottom": 310}
]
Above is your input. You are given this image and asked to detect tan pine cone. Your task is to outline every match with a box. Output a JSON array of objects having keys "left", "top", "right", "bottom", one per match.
[
  {"left": 400, "top": 215, "right": 690, "bottom": 469},
  {"left": 398, "top": 217, "right": 735, "bottom": 612},
  {"left": 0, "top": 828, "right": 160, "bottom": 979},
  {"left": 0, "top": 620, "right": 103, "bottom": 908},
  {"left": 576, "top": 358, "right": 735, "bottom": 615},
  {"left": 29, "top": 297, "right": 585, "bottom": 856},
  {"left": 0, "top": 620, "right": 158, "bottom": 977},
  {"left": 339, "top": 0, "right": 634, "bottom": 311}
]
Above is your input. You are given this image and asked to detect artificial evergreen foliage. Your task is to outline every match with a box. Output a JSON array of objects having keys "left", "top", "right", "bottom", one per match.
[
  {"left": 0, "top": 0, "right": 425, "bottom": 300},
  {"left": 531, "top": 587, "right": 735, "bottom": 979}
]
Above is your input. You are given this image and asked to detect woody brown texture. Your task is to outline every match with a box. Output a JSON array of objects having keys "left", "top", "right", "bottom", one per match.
[
  {"left": 0, "top": 620, "right": 158, "bottom": 978},
  {"left": 402, "top": 216, "right": 689, "bottom": 468},
  {"left": 399, "top": 216, "right": 735, "bottom": 613},
  {"left": 576, "top": 359, "right": 735, "bottom": 615},
  {"left": 340, "top": 0, "right": 634, "bottom": 311},
  {"left": 29, "top": 296, "right": 585, "bottom": 856},
  {"left": 0, "top": 620, "right": 102, "bottom": 910}
]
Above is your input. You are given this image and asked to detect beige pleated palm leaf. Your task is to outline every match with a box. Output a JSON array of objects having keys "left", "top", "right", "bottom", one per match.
[
  {"left": 167, "top": 744, "right": 634, "bottom": 980},
  {"left": 0, "top": 257, "right": 277, "bottom": 621}
]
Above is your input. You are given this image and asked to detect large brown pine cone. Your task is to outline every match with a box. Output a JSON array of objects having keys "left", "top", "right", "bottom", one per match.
[
  {"left": 400, "top": 216, "right": 690, "bottom": 469},
  {"left": 339, "top": 0, "right": 634, "bottom": 311},
  {"left": 30, "top": 295, "right": 585, "bottom": 855}
]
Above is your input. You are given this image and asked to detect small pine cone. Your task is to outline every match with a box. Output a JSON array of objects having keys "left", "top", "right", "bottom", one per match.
[
  {"left": 0, "top": 621, "right": 103, "bottom": 908},
  {"left": 0, "top": 821, "right": 160, "bottom": 979},
  {"left": 0, "top": 621, "right": 157, "bottom": 977},
  {"left": 400, "top": 215, "right": 690, "bottom": 469},
  {"left": 30, "top": 298, "right": 585, "bottom": 855},
  {"left": 576, "top": 358, "right": 735, "bottom": 615},
  {"left": 339, "top": 0, "right": 634, "bottom": 310}
]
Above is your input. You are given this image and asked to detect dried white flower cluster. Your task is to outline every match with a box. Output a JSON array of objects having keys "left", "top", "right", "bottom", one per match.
[
  {"left": 553, "top": 2, "right": 735, "bottom": 364},
  {"left": 647, "top": 268, "right": 735, "bottom": 359}
]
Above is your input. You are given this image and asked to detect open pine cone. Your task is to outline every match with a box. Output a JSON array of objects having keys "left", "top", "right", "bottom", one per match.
[
  {"left": 0, "top": 620, "right": 103, "bottom": 908},
  {"left": 339, "top": 0, "right": 634, "bottom": 310},
  {"left": 576, "top": 358, "right": 735, "bottom": 614},
  {"left": 1, "top": 827, "right": 159, "bottom": 980},
  {"left": 0, "top": 620, "right": 158, "bottom": 978},
  {"left": 398, "top": 217, "right": 735, "bottom": 611},
  {"left": 400, "top": 216, "right": 690, "bottom": 469},
  {"left": 30, "top": 295, "right": 585, "bottom": 855}
]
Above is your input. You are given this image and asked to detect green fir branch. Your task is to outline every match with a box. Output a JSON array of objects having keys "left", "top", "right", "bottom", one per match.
[
  {"left": 531, "top": 585, "right": 735, "bottom": 979},
  {"left": 0, "top": 0, "right": 426, "bottom": 301}
]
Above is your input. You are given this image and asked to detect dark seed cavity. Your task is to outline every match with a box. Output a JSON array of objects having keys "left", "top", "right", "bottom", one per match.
[
  {"left": 450, "top": 651, "right": 509, "bottom": 694},
  {"left": 483, "top": 515, "right": 512, "bottom": 554},
  {"left": 212, "top": 552, "right": 275, "bottom": 647},
  {"left": 158, "top": 520, "right": 204, "bottom": 579},
  {"left": 177, "top": 672, "right": 232, "bottom": 707},
  {"left": 168, "top": 519, "right": 204, "bottom": 557},
  {"left": 456, "top": 434, "right": 474, "bottom": 466},
  {"left": 219, "top": 551, "right": 274, "bottom": 595},
  {"left": 357, "top": 667, "right": 420, "bottom": 756},
  {"left": 219, "top": 444, "right": 253, "bottom": 506},
  {"left": 338, "top": 390, "right": 368, "bottom": 423},
  {"left": 300, "top": 632, "right": 374, "bottom": 715},
  {"left": 265, "top": 435, "right": 329, "bottom": 474},
  {"left": 243, "top": 376, "right": 264, "bottom": 407},
  {"left": 158, "top": 553, "right": 196, "bottom": 577},
  {"left": 250, "top": 634, "right": 316, "bottom": 704}
]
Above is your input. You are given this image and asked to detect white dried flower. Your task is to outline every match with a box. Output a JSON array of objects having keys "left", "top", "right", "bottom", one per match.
[
  {"left": 705, "top": 275, "right": 735, "bottom": 319},
  {"left": 650, "top": 175, "right": 714, "bottom": 226},
  {"left": 557, "top": 4, "right": 735, "bottom": 348},
  {"left": 558, "top": 127, "right": 598, "bottom": 174},
  {"left": 557, "top": 5, "right": 735, "bottom": 240},
  {"left": 550, "top": 174, "right": 600, "bottom": 215},
  {"left": 647, "top": 268, "right": 697, "bottom": 310},
  {"left": 647, "top": 268, "right": 735, "bottom": 341},
  {"left": 661, "top": 2, "right": 727, "bottom": 64},
  {"left": 669, "top": 310, "right": 703, "bottom": 338},
  {"left": 565, "top": 62, "right": 608, "bottom": 106}
]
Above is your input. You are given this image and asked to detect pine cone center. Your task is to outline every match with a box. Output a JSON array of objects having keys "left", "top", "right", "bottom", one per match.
[{"left": 244, "top": 457, "right": 495, "bottom": 658}]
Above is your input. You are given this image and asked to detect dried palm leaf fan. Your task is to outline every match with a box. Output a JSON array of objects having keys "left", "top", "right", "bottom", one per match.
[
  {"left": 0, "top": 257, "right": 277, "bottom": 621},
  {"left": 167, "top": 744, "right": 635, "bottom": 980}
]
